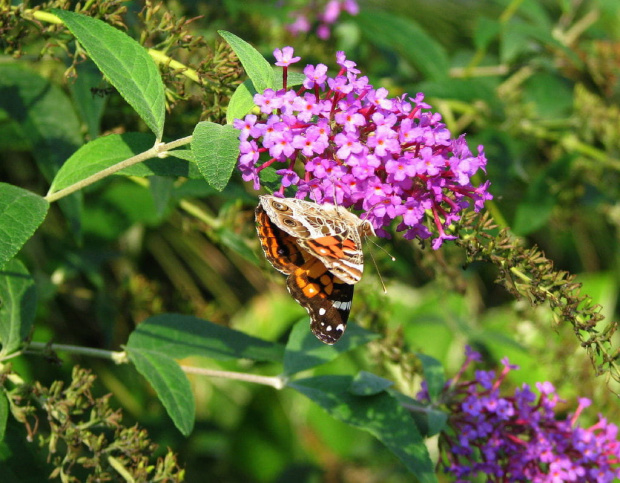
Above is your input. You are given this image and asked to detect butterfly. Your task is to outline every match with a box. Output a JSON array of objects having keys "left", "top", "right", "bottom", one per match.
[{"left": 255, "top": 195, "right": 375, "bottom": 344}]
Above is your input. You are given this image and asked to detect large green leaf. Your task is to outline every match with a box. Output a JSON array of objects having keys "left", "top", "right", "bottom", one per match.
[
  {"left": 0, "top": 259, "right": 37, "bottom": 356},
  {"left": 49, "top": 133, "right": 199, "bottom": 195},
  {"left": 126, "top": 314, "right": 285, "bottom": 362},
  {"left": 128, "top": 347, "right": 195, "bottom": 436},
  {"left": 0, "top": 184, "right": 49, "bottom": 269},
  {"left": 283, "top": 319, "right": 379, "bottom": 376},
  {"left": 219, "top": 31, "right": 275, "bottom": 93},
  {"left": 126, "top": 314, "right": 285, "bottom": 434},
  {"left": 290, "top": 375, "right": 436, "bottom": 482},
  {"left": 192, "top": 122, "right": 241, "bottom": 191},
  {"left": 357, "top": 9, "right": 449, "bottom": 81},
  {"left": 53, "top": 10, "right": 166, "bottom": 140}
]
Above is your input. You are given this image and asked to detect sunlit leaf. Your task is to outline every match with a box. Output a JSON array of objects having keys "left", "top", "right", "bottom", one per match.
[{"left": 53, "top": 10, "right": 166, "bottom": 139}]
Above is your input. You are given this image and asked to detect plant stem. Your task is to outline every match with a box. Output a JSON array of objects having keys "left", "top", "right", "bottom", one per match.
[
  {"left": 180, "top": 365, "right": 287, "bottom": 389},
  {"left": 27, "top": 342, "right": 128, "bottom": 364},
  {"left": 45, "top": 136, "right": 193, "bottom": 203}
]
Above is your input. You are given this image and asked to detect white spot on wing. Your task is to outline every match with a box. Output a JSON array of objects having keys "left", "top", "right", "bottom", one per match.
[
  {"left": 333, "top": 300, "right": 351, "bottom": 311},
  {"left": 336, "top": 323, "right": 345, "bottom": 333},
  {"left": 319, "top": 308, "right": 326, "bottom": 315}
]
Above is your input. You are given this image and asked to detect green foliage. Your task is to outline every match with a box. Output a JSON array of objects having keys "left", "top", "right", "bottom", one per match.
[
  {"left": 0, "top": 186, "right": 49, "bottom": 268},
  {"left": 52, "top": 9, "right": 166, "bottom": 140},
  {"left": 191, "top": 121, "right": 241, "bottom": 191},
  {"left": 0, "top": 0, "right": 619, "bottom": 481}
]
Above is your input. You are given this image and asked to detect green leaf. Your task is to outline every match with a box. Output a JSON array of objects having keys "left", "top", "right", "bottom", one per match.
[
  {"left": 283, "top": 320, "right": 379, "bottom": 376},
  {"left": 290, "top": 376, "right": 436, "bottom": 482},
  {"left": 0, "top": 64, "right": 83, "bottom": 181},
  {"left": 226, "top": 78, "right": 257, "bottom": 125},
  {"left": 349, "top": 371, "right": 393, "bottom": 396},
  {"left": 0, "top": 391, "right": 7, "bottom": 442},
  {"left": 0, "top": 184, "right": 49, "bottom": 269},
  {"left": 49, "top": 133, "right": 199, "bottom": 195},
  {"left": 128, "top": 347, "right": 195, "bottom": 435},
  {"left": 500, "top": 21, "right": 582, "bottom": 68},
  {"left": 474, "top": 17, "right": 501, "bottom": 51},
  {"left": 192, "top": 122, "right": 241, "bottom": 191},
  {"left": 357, "top": 9, "right": 449, "bottom": 81},
  {"left": 276, "top": 69, "right": 306, "bottom": 90},
  {"left": 512, "top": 155, "right": 573, "bottom": 236},
  {"left": 52, "top": 10, "right": 166, "bottom": 140},
  {"left": 225, "top": 67, "right": 306, "bottom": 124},
  {"left": 217, "top": 227, "right": 260, "bottom": 265},
  {"left": 416, "top": 353, "right": 446, "bottom": 402},
  {"left": 0, "top": 259, "right": 37, "bottom": 356},
  {"left": 218, "top": 31, "right": 275, "bottom": 93},
  {"left": 0, "top": 64, "right": 83, "bottom": 238},
  {"left": 167, "top": 149, "right": 195, "bottom": 163},
  {"left": 69, "top": 61, "right": 107, "bottom": 139},
  {"left": 149, "top": 176, "right": 173, "bottom": 217},
  {"left": 390, "top": 392, "right": 448, "bottom": 438},
  {"left": 126, "top": 314, "right": 284, "bottom": 362}
]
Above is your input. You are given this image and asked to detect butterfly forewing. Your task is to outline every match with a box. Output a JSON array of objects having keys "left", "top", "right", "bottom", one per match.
[{"left": 256, "top": 205, "right": 306, "bottom": 275}]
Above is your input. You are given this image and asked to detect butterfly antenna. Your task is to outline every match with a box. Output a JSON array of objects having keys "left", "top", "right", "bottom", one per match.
[
  {"left": 368, "top": 238, "right": 396, "bottom": 262},
  {"left": 367, "top": 243, "right": 388, "bottom": 294},
  {"left": 365, "top": 237, "right": 395, "bottom": 294}
]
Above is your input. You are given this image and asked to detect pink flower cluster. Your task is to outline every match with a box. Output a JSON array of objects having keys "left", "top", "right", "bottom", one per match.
[{"left": 234, "top": 47, "right": 492, "bottom": 248}]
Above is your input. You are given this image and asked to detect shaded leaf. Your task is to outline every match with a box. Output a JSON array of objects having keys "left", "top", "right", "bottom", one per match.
[
  {"left": 0, "top": 64, "right": 82, "bottom": 238},
  {"left": 0, "top": 259, "right": 37, "bottom": 356},
  {"left": 0, "top": 391, "right": 7, "bottom": 442},
  {"left": 0, "top": 184, "right": 48, "bottom": 269},
  {"left": 416, "top": 353, "right": 446, "bottom": 402},
  {"left": 126, "top": 314, "right": 284, "bottom": 362},
  {"left": 283, "top": 319, "right": 379, "bottom": 376},
  {"left": 390, "top": 392, "right": 448, "bottom": 438},
  {"left": 128, "top": 347, "right": 194, "bottom": 435},
  {"left": 357, "top": 9, "right": 449, "bottom": 80},
  {"left": 290, "top": 376, "right": 436, "bottom": 482}
]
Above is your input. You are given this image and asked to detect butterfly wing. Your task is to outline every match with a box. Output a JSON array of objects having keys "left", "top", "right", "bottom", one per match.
[
  {"left": 256, "top": 205, "right": 306, "bottom": 275},
  {"left": 286, "top": 256, "right": 353, "bottom": 345}
]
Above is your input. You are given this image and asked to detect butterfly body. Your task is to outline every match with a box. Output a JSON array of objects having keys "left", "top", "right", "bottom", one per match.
[{"left": 256, "top": 195, "right": 374, "bottom": 344}]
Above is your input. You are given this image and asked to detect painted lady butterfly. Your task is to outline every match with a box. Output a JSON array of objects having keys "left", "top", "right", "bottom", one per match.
[{"left": 255, "top": 195, "right": 375, "bottom": 344}]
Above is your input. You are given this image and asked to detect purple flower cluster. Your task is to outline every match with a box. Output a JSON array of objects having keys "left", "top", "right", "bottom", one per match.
[
  {"left": 418, "top": 347, "right": 620, "bottom": 482},
  {"left": 287, "top": 0, "right": 359, "bottom": 39},
  {"left": 234, "top": 47, "right": 491, "bottom": 248}
]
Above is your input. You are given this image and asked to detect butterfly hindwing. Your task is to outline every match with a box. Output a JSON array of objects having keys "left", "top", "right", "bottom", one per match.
[{"left": 286, "top": 257, "right": 353, "bottom": 345}]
